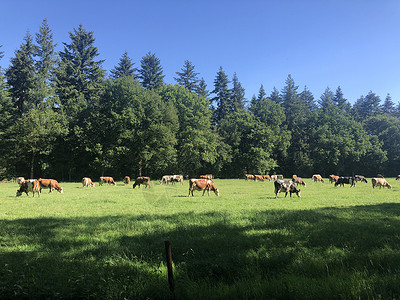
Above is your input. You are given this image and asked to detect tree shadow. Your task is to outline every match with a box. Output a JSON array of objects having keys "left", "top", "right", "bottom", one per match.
[{"left": 1, "top": 203, "right": 400, "bottom": 298}]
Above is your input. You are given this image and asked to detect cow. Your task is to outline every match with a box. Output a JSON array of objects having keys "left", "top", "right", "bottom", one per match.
[
  {"left": 263, "top": 175, "right": 271, "bottom": 181},
  {"left": 270, "top": 175, "right": 283, "bottom": 181},
  {"left": 172, "top": 175, "right": 184, "bottom": 184},
  {"left": 123, "top": 176, "right": 131, "bottom": 185},
  {"left": 312, "top": 174, "right": 324, "bottom": 183},
  {"left": 99, "top": 176, "right": 116, "bottom": 186},
  {"left": 274, "top": 180, "right": 301, "bottom": 198},
  {"left": 133, "top": 176, "right": 151, "bottom": 189},
  {"left": 292, "top": 176, "right": 306, "bottom": 187},
  {"left": 200, "top": 174, "right": 213, "bottom": 180},
  {"left": 354, "top": 175, "right": 368, "bottom": 183},
  {"left": 82, "top": 177, "right": 95, "bottom": 187},
  {"left": 16, "top": 179, "right": 40, "bottom": 197},
  {"left": 329, "top": 175, "right": 339, "bottom": 184},
  {"left": 188, "top": 179, "right": 219, "bottom": 197},
  {"left": 372, "top": 177, "right": 392, "bottom": 189},
  {"left": 16, "top": 177, "right": 25, "bottom": 186},
  {"left": 245, "top": 174, "right": 255, "bottom": 181},
  {"left": 254, "top": 175, "right": 265, "bottom": 182},
  {"left": 160, "top": 175, "right": 173, "bottom": 185},
  {"left": 335, "top": 176, "right": 355, "bottom": 187},
  {"left": 396, "top": 175, "right": 400, "bottom": 181},
  {"left": 38, "top": 178, "right": 63, "bottom": 193}
]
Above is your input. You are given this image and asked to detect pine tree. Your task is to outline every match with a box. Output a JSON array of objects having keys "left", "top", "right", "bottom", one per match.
[
  {"left": 34, "top": 18, "right": 57, "bottom": 107},
  {"left": 333, "top": 86, "right": 350, "bottom": 112},
  {"left": 230, "top": 72, "right": 245, "bottom": 111},
  {"left": 110, "top": 51, "right": 137, "bottom": 79},
  {"left": 299, "top": 86, "right": 316, "bottom": 111},
  {"left": 56, "top": 24, "right": 105, "bottom": 117},
  {"left": 257, "top": 84, "right": 266, "bottom": 101},
  {"left": 5, "top": 31, "right": 37, "bottom": 116},
  {"left": 352, "top": 91, "right": 381, "bottom": 121},
  {"left": 319, "top": 87, "right": 335, "bottom": 110},
  {"left": 174, "top": 60, "right": 199, "bottom": 92},
  {"left": 211, "top": 66, "right": 230, "bottom": 124},
  {"left": 269, "top": 87, "right": 281, "bottom": 105},
  {"left": 196, "top": 77, "right": 209, "bottom": 98},
  {"left": 381, "top": 93, "right": 395, "bottom": 115},
  {"left": 138, "top": 51, "right": 165, "bottom": 89}
]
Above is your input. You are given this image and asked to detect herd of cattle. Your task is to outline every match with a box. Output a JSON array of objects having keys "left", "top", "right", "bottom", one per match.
[{"left": 13, "top": 172, "right": 398, "bottom": 198}]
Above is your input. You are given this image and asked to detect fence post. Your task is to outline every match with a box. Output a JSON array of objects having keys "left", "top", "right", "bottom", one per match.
[{"left": 164, "top": 240, "right": 174, "bottom": 297}]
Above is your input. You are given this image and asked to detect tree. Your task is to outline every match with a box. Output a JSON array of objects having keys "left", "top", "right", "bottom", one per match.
[
  {"left": 333, "top": 86, "right": 350, "bottom": 112},
  {"left": 352, "top": 91, "right": 381, "bottom": 122},
  {"left": 34, "top": 18, "right": 58, "bottom": 108},
  {"left": 299, "top": 86, "right": 317, "bottom": 111},
  {"left": 174, "top": 60, "right": 199, "bottom": 92},
  {"left": 318, "top": 87, "right": 335, "bottom": 110},
  {"left": 110, "top": 51, "right": 137, "bottom": 79},
  {"left": 230, "top": 72, "right": 246, "bottom": 111},
  {"left": 197, "top": 77, "right": 209, "bottom": 98},
  {"left": 5, "top": 31, "right": 37, "bottom": 116},
  {"left": 55, "top": 24, "right": 105, "bottom": 118},
  {"left": 269, "top": 87, "right": 281, "bottom": 105},
  {"left": 381, "top": 93, "right": 395, "bottom": 116},
  {"left": 211, "top": 66, "right": 230, "bottom": 124},
  {"left": 138, "top": 52, "right": 165, "bottom": 90}
]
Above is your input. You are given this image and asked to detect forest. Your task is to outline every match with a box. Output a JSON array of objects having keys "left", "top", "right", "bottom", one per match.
[{"left": 1, "top": 20, "right": 400, "bottom": 181}]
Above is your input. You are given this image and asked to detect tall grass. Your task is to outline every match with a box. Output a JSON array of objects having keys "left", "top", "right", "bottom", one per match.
[{"left": 1, "top": 178, "right": 400, "bottom": 299}]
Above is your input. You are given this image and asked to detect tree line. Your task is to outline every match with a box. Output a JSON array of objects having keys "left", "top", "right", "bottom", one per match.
[{"left": 1, "top": 20, "right": 399, "bottom": 181}]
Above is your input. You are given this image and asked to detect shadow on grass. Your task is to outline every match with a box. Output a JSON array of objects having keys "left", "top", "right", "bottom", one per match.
[{"left": 1, "top": 203, "right": 400, "bottom": 299}]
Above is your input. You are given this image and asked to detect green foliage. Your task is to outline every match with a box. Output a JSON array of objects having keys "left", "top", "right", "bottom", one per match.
[
  {"left": 138, "top": 52, "right": 165, "bottom": 90},
  {"left": 174, "top": 60, "right": 199, "bottom": 93},
  {"left": 110, "top": 51, "right": 137, "bottom": 79}
]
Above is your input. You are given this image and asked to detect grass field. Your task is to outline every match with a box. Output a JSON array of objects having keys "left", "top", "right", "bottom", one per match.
[{"left": 1, "top": 178, "right": 400, "bottom": 299}]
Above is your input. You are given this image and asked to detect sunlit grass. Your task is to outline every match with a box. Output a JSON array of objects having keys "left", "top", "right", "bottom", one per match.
[{"left": 1, "top": 178, "right": 400, "bottom": 299}]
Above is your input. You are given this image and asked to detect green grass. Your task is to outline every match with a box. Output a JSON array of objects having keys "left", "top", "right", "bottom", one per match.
[{"left": 1, "top": 178, "right": 400, "bottom": 299}]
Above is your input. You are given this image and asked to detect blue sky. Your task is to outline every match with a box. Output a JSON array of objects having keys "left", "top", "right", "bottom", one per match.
[{"left": 1, "top": 0, "right": 400, "bottom": 104}]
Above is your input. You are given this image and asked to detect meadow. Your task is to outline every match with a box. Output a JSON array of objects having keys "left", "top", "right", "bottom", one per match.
[{"left": 1, "top": 178, "right": 400, "bottom": 299}]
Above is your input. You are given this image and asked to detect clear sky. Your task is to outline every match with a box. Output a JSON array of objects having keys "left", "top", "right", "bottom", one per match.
[{"left": 1, "top": 0, "right": 400, "bottom": 104}]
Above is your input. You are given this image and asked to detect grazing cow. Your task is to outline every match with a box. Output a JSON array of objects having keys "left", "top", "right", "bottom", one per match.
[
  {"left": 99, "top": 176, "right": 116, "bottom": 186},
  {"left": 160, "top": 175, "right": 173, "bottom": 185},
  {"left": 270, "top": 175, "right": 284, "bottom": 181},
  {"left": 292, "top": 176, "right": 306, "bottom": 187},
  {"left": 274, "top": 180, "right": 301, "bottom": 198},
  {"left": 16, "top": 177, "right": 25, "bottom": 186},
  {"left": 372, "top": 177, "right": 392, "bottom": 189},
  {"left": 16, "top": 179, "right": 40, "bottom": 197},
  {"left": 82, "top": 177, "right": 95, "bottom": 187},
  {"left": 38, "top": 178, "right": 63, "bottom": 193},
  {"left": 354, "top": 175, "right": 368, "bottom": 183},
  {"left": 123, "top": 176, "right": 130, "bottom": 185},
  {"left": 335, "top": 177, "right": 355, "bottom": 187},
  {"left": 200, "top": 174, "right": 213, "bottom": 180},
  {"left": 329, "top": 175, "right": 339, "bottom": 184},
  {"left": 396, "top": 175, "right": 400, "bottom": 181},
  {"left": 133, "top": 176, "right": 151, "bottom": 189},
  {"left": 312, "top": 174, "right": 324, "bottom": 183},
  {"left": 377, "top": 174, "right": 385, "bottom": 178},
  {"left": 172, "top": 174, "right": 184, "bottom": 184},
  {"left": 254, "top": 175, "right": 265, "bottom": 182},
  {"left": 188, "top": 179, "right": 219, "bottom": 197},
  {"left": 263, "top": 175, "right": 271, "bottom": 181},
  {"left": 245, "top": 174, "right": 255, "bottom": 180}
]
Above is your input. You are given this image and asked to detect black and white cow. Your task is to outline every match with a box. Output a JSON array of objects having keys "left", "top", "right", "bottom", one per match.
[
  {"left": 274, "top": 180, "right": 301, "bottom": 198},
  {"left": 16, "top": 179, "right": 40, "bottom": 197},
  {"left": 354, "top": 175, "right": 368, "bottom": 183},
  {"left": 335, "top": 176, "right": 355, "bottom": 187}
]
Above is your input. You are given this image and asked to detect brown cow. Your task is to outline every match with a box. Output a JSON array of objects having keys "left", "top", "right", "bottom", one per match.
[
  {"left": 133, "top": 176, "right": 151, "bottom": 189},
  {"left": 329, "top": 175, "right": 339, "bottom": 184},
  {"left": 245, "top": 174, "right": 255, "bottom": 180},
  {"left": 292, "top": 176, "right": 306, "bottom": 187},
  {"left": 254, "top": 175, "right": 265, "bottom": 182},
  {"left": 263, "top": 175, "right": 271, "bottom": 181},
  {"left": 16, "top": 179, "right": 40, "bottom": 197},
  {"left": 172, "top": 175, "right": 184, "bottom": 184},
  {"left": 99, "top": 176, "right": 116, "bottom": 186},
  {"left": 188, "top": 179, "right": 219, "bottom": 197},
  {"left": 312, "top": 174, "right": 324, "bottom": 183},
  {"left": 372, "top": 177, "right": 392, "bottom": 189},
  {"left": 160, "top": 175, "right": 173, "bottom": 184},
  {"left": 82, "top": 177, "right": 95, "bottom": 187},
  {"left": 123, "top": 176, "right": 130, "bottom": 185},
  {"left": 200, "top": 174, "right": 213, "bottom": 180},
  {"left": 271, "top": 175, "right": 283, "bottom": 181},
  {"left": 38, "top": 178, "right": 63, "bottom": 193}
]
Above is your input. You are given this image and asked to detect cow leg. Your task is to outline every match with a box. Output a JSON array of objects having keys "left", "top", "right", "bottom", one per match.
[{"left": 285, "top": 192, "right": 288, "bottom": 197}]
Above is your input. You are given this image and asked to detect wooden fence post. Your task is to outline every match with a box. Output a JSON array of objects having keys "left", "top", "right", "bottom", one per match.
[{"left": 164, "top": 240, "right": 174, "bottom": 297}]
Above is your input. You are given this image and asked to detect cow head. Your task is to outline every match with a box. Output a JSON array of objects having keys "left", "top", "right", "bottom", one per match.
[{"left": 16, "top": 189, "right": 23, "bottom": 197}]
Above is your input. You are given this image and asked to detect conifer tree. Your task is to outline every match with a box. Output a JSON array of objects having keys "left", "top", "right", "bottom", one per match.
[
  {"left": 174, "top": 60, "right": 199, "bottom": 92},
  {"left": 381, "top": 93, "right": 395, "bottom": 115},
  {"left": 230, "top": 72, "right": 245, "bottom": 111},
  {"left": 319, "top": 87, "right": 335, "bottom": 110},
  {"left": 212, "top": 66, "right": 230, "bottom": 124},
  {"left": 269, "top": 87, "right": 281, "bottom": 105},
  {"left": 299, "top": 86, "right": 316, "bottom": 112},
  {"left": 333, "top": 86, "right": 350, "bottom": 112},
  {"left": 138, "top": 51, "right": 165, "bottom": 90},
  {"left": 110, "top": 51, "right": 137, "bottom": 79},
  {"left": 5, "top": 31, "right": 37, "bottom": 116},
  {"left": 196, "top": 77, "right": 209, "bottom": 98}
]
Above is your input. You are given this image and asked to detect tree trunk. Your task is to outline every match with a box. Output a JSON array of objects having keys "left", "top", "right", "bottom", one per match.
[{"left": 30, "top": 151, "right": 35, "bottom": 179}]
